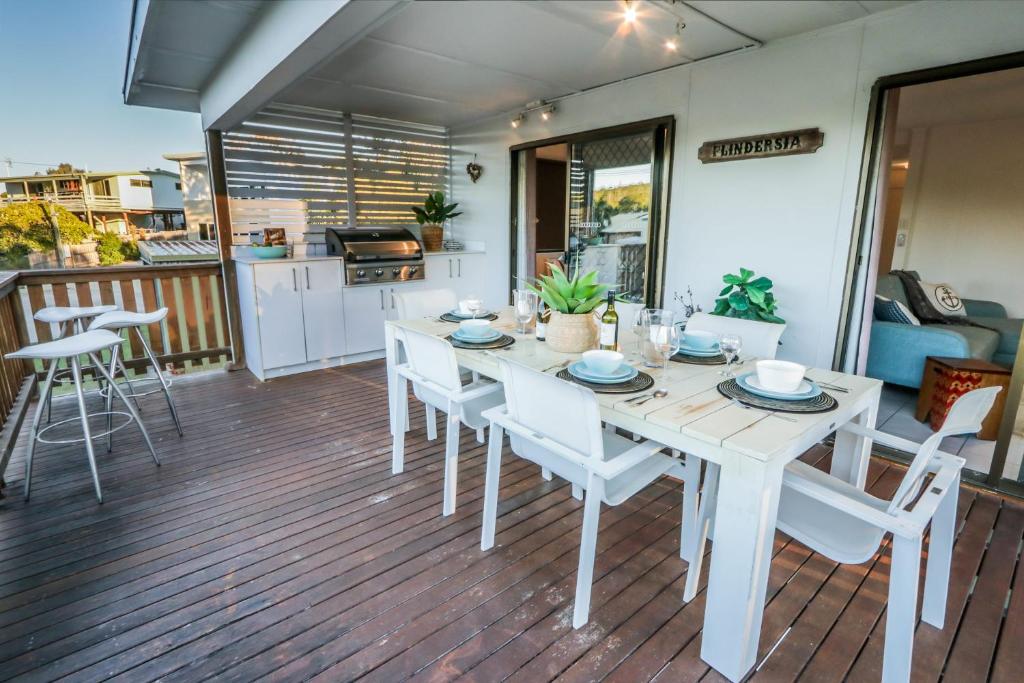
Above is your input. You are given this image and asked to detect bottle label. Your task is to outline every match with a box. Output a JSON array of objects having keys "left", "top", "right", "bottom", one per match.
[{"left": 599, "top": 323, "right": 617, "bottom": 346}]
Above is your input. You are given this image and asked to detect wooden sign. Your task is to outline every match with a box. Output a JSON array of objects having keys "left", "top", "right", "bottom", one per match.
[{"left": 698, "top": 128, "right": 823, "bottom": 163}]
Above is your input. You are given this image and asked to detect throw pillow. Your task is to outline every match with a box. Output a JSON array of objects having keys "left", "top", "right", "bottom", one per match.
[
  {"left": 920, "top": 281, "right": 967, "bottom": 316},
  {"left": 874, "top": 295, "right": 920, "bottom": 325}
]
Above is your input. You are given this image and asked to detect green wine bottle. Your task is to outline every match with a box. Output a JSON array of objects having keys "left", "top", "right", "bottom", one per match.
[{"left": 599, "top": 291, "right": 618, "bottom": 350}]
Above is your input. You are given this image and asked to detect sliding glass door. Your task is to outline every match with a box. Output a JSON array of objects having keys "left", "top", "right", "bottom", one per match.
[{"left": 510, "top": 118, "right": 673, "bottom": 306}]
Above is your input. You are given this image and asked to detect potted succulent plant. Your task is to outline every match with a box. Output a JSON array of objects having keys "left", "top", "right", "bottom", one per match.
[
  {"left": 527, "top": 263, "right": 608, "bottom": 352},
  {"left": 410, "top": 191, "right": 462, "bottom": 252}
]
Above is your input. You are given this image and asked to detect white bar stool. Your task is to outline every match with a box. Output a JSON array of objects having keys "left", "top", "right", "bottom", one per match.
[
  {"left": 6, "top": 329, "right": 160, "bottom": 503},
  {"left": 33, "top": 305, "right": 118, "bottom": 422},
  {"left": 88, "top": 307, "right": 183, "bottom": 438}
]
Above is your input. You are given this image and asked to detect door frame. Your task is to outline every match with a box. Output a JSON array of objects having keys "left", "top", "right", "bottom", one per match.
[
  {"left": 507, "top": 116, "right": 675, "bottom": 306},
  {"left": 837, "top": 50, "right": 1024, "bottom": 489}
]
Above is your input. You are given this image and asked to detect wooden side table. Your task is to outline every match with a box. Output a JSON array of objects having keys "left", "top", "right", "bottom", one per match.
[{"left": 915, "top": 356, "right": 1011, "bottom": 440}]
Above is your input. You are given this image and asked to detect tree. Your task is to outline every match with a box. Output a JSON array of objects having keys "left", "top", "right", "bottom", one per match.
[
  {"left": 45, "top": 162, "right": 85, "bottom": 175},
  {"left": 0, "top": 201, "right": 93, "bottom": 268}
]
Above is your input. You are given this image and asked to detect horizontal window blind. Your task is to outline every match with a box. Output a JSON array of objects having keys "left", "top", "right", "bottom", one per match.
[{"left": 223, "top": 104, "right": 449, "bottom": 248}]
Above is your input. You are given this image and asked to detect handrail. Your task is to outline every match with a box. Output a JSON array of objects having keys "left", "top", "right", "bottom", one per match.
[{"left": 0, "top": 274, "right": 33, "bottom": 487}]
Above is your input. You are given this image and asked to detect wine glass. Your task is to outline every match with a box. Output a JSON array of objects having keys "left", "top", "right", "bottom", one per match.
[
  {"left": 631, "top": 310, "right": 646, "bottom": 360},
  {"left": 653, "top": 323, "right": 681, "bottom": 380},
  {"left": 640, "top": 309, "right": 674, "bottom": 368},
  {"left": 720, "top": 334, "right": 742, "bottom": 377},
  {"left": 512, "top": 289, "right": 537, "bottom": 335},
  {"left": 465, "top": 294, "right": 483, "bottom": 319}
]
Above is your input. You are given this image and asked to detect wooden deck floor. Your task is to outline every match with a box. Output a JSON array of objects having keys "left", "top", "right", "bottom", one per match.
[{"left": 0, "top": 361, "right": 1021, "bottom": 682}]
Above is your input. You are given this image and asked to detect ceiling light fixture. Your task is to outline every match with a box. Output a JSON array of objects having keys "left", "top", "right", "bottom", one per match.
[
  {"left": 540, "top": 105, "right": 557, "bottom": 121},
  {"left": 665, "top": 21, "right": 685, "bottom": 52},
  {"left": 623, "top": 1, "right": 637, "bottom": 23},
  {"left": 510, "top": 113, "right": 526, "bottom": 129}
]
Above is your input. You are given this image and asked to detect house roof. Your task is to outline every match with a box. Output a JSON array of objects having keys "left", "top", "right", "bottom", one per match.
[{"left": 1, "top": 169, "right": 179, "bottom": 183}]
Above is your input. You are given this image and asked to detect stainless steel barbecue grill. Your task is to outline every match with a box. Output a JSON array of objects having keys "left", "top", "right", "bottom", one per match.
[{"left": 324, "top": 227, "right": 425, "bottom": 285}]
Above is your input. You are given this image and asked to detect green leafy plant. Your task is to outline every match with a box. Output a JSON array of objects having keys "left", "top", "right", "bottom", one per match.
[
  {"left": 527, "top": 262, "right": 608, "bottom": 314},
  {"left": 712, "top": 267, "right": 784, "bottom": 323},
  {"left": 96, "top": 232, "right": 125, "bottom": 266},
  {"left": 410, "top": 191, "right": 462, "bottom": 225}
]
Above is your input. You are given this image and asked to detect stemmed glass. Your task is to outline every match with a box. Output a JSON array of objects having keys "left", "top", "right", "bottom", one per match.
[
  {"left": 640, "top": 309, "right": 674, "bottom": 368},
  {"left": 719, "top": 334, "right": 743, "bottom": 377},
  {"left": 653, "top": 324, "right": 681, "bottom": 380},
  {"left": 512, "top": 289, "right": 537, "bottom": 335},
  {"left": 464, "top": 294, "right": 483, "bottom": 319}
]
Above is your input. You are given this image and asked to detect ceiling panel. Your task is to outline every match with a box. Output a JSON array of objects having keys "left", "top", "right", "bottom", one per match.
[{"left": 687, "top": 1, "right": 911, "bottom": 42}]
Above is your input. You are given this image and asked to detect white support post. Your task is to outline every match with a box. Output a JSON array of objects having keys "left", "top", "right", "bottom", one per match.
[
  {"left": 921, "top": 475, "right": 959, "bottom": 628},
  {"left": 442, "top": 410, "right": 461, "bottom": 516},
  {"left": 573, "top": 474, "right": 605, "bottom": 629},
  {"left": 481, "top": 423, "right": 504, "bottom": 550},
  {"left": 883, "top": 533, "right": 923, "bottom": 683}
]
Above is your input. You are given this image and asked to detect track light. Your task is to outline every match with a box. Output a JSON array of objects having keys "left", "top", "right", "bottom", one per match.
[
  {"left": 665, "top": 21, "right": 685, "bottom": 52},
  {"left": 510, "top": 113, "right": 526, "bottom": 129},
  {"left": 540, "top": 105, "right": 556, "bottom": 121},
  {"left": 623, "top": 1, "right": 637, "bottom": 23}
]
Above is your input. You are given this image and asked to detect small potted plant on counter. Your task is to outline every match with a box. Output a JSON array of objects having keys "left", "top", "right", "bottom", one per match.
[
  {"left": 410, "top": 191, "right": 461, "bottom": 252},
  {"left": 528, "top": 263, "right": 608, "bottom": 353},
  {"left": 713, "top": 267, "right": 785, "bottom": 323}
]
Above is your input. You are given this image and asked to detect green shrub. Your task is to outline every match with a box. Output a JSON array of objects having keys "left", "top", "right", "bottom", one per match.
[
  {"left": 119, "top": 239, "right": 140, "bottom": 262},
  {"left": 96, "top": 232, "right": 125, "bottom": 266},
  {"left": 0, "top": 202, "right": 93, "bottom": 264}
]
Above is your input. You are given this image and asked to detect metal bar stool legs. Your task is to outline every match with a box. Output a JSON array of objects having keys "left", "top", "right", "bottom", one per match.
[
  {"left": 23, "top": 359, "right": 61, "bottom": 500},
  {"left": 136, "top": 329, "right": 182, "bottom": 436}
]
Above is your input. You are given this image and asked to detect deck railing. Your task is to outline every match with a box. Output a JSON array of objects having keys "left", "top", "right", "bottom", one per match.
[
  {"left": 15, "top": 263, "right": 232, "bottom": 375},
  {"left": 0, "top": 273, "right": 34, "bottom": 478},
  {"left": 2, "top": 192, "right": 124, "bottom": 212}
]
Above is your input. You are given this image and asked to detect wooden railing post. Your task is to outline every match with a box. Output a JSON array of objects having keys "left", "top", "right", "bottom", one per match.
[
  {"left": 0, "top": 272, "right": 35, "bottom": 489},
  {"left": 206, "top": 129, "right": 246, "bottom": 371}
]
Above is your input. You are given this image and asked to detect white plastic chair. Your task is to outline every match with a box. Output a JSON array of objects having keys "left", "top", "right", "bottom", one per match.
[
  {"left": 683, "top": 311, "right": 785, "bottom": 360},
  {"left": 393, "top": 288, "right": 457, "bottom": 320},
  {"left": 480, "top": 356, "right": 685, "bottom": 628},
  {"left": 392, "top": 326, "right": 504, "bottom": 515},
  {"left": 686, "top": 386, "right": 999, "bottom": 682}
]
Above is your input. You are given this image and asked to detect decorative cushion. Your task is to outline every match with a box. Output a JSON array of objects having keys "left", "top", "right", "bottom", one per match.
[
  {"left": 920, "top": 281, "right": 966, "bottom": 316},
  {"left": 874, "top": 295, "right": 920, "bottom": 325}
]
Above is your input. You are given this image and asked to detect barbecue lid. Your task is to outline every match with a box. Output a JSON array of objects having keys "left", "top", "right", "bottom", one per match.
[{"left": 325, "top": 227, "right": 422, "bottom": 261}]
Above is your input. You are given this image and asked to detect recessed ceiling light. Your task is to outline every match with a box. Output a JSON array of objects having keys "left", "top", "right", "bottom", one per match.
[
  {"left": 664, "top": 38, "right": 677, "bottom": 51},
  {"left": 623, "top": 1, "right": 637, "bottom": 23}
]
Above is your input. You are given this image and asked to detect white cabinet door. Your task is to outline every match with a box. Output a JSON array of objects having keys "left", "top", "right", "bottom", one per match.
[
  {"left": 423, "top": 254, "right": 455, "bottom": 291},
  {"left": 342, "top": 285, "right": 388, "bottom": 355},
  {"left": 253, "top": 263, "right": 307, "bottom": 369},
  {"left": 453, "top": 253, "right": 487, "bottom": 301},
  {"left": 300, "top": 260, "right": 346, "bottom": 361}
]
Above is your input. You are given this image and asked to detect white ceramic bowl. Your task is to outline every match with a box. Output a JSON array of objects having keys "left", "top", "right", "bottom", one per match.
[
  {"left": 458, "top": 298, "right": 483, "bottom": 315},
  {"left": 582, "top": 349, "right": 624, "bottom": 375},
  {"left": 458, "top": 318, "right": 493, "bottom": 338},
  {"left": 682, "top": 329, "right": 719, "bottom": 350},
  {"left": 755, "top": 360, "right": 806, "bottom": 393}
]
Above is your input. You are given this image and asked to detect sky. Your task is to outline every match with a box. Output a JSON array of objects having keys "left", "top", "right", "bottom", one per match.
[{"left": 0, "top": 0, "right": 205, "bottom": 177}]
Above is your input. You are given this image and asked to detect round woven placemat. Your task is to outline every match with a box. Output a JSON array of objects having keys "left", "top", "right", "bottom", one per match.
[
  {"left": 717, "top": 379, "right": 837, "bottom": 414},
  {"left": 556, "top": 368, "right": 654, "bottom": 394},
  {"left": 440, "top": 312, "right": 499, "bottom": 323},
  {"left": 446, "top": 333, "right": 515, "bottom": 350},
  {"left": 671, "top": 351, "right": 726, "bottom": 366}
]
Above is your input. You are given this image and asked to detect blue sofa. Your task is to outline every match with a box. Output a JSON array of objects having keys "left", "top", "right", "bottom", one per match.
[{"left": 866, "top": 274, "right": 1020, "bottom": 388}]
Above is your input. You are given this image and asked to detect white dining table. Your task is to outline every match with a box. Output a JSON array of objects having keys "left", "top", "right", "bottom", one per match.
[{"left": 384, "top": 310, "right": 882, "bottom": 682}]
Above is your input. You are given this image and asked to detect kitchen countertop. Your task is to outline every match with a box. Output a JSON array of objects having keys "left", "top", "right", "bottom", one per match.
[
  {"left": 233, "top": 254, "right": 343, "bottom": 265},
  {"left": 424, "top": 249, "right": 486, "bottom": 256}
]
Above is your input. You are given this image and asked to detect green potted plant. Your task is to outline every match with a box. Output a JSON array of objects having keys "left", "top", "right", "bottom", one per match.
[
  {"left": 527, "top": 263, "right": 608, "bottom": 352},
  {"left": 410, "top": 191, "right": 462, "bottom": 252},
  {"left": 712, "top": 267, "right": 785, "bottom": 323}
]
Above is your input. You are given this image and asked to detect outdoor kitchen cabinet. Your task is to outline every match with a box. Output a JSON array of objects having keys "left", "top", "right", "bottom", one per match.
[
  {"left": 424, "top": 252, "right": 486, "bottom": 300},
  {"left": 235, "top": 257, "right": 347, "bottom": 380},
  {"left": 341, "top": 284, "right": 390, "bottom": 356}
]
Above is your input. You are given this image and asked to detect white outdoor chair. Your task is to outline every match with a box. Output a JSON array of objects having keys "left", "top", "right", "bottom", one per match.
[
  {"left": 393, "top": 288, "right": 458, "bottom": 320},
  {"left": 391, "top": 326, "right": 504, "bottom": 515},
  {"left": 480, "top": 356, "right": 685, "bottom": 628},
  {"left": 685, "top": 386, "right": 999, "bottom": 682},
  {"left": 683, "top": 311, "right": 785, "bottom": 360}
]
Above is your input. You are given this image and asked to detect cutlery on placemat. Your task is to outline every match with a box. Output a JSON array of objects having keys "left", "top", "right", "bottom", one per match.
[
  {"left": 630, "top": 389, "right": 668, "bottom": 406},
  {"left": 730, "top": 398, "right": 798, "bottom": 422},
  {"left": 814, "top": 381, "right": 849, "bottom": 393},
  {"left": 625, "top": 391, "right": 654, "bottom": 404}
]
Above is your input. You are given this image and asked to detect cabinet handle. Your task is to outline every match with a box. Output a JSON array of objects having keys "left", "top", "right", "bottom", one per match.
[
  {"left": 458, "top": 258, "right": 462, "bottom": 277},
  {"left": 379, "top": 289, "right": 385, "bottom": 310},
  {"left": 292, "top": 268, "right": 298, "bottom": 291},
  {"left": 305, "top": 266, "right": 310, "bottom": 289},
  {"left": 449, "top": 259, "right": 453, "bottom": 278}
]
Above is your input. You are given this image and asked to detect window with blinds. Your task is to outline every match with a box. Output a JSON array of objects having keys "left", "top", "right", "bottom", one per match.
[{"left": 223, "top": 104, "right": 449, "bottom": 249}]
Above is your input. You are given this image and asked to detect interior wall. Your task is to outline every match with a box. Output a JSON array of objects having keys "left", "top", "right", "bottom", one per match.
[
  {"left": 449, "top": 1, "right": 1024, "bottom": 367},
  {"left": 898, "top": 116, "right": 1024, "bottom": 316}
]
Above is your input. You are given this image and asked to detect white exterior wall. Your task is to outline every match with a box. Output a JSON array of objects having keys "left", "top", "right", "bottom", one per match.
[
  {"left": 177, "top": 160, "right": 214, "bottom": 233},
  {"left": 147, "top": 172, "right": 184, "bottom": 210},
  {"left": 115, "top": 175, "right": 156, "bottom": 210},
  {"left": 449, "top": 1, "right": 1024, "bottom": 368}
]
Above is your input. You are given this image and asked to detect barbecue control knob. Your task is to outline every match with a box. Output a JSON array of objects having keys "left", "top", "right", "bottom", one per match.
[
  {"left": 392, "top": 267, "right": 401, "bottom": 275},
  {"left": 356, "top": 269, "right": 365, "bottom": 277},
  {"left": 409, "top": 266, "right": 418, "bottom": 274},
  {"left": 374, "top": 268, "right": 384, "bottom": 277}
]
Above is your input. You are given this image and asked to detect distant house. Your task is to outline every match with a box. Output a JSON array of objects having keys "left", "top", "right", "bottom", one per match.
[
  {"left": 163, "top": 152, "right": 214, "bottom": 240},
  {"left": 0, "top": 169, "right": 185, "bottom": 236}
]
